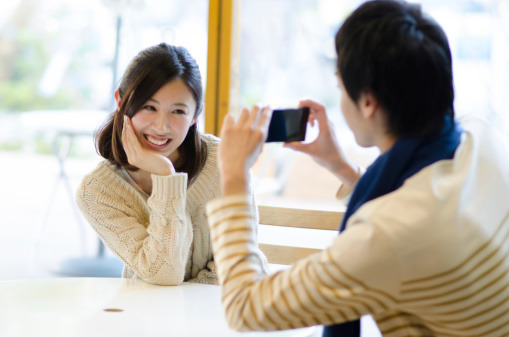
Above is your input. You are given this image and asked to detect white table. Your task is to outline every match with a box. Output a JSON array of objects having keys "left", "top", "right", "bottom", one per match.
[{"left": 0, "top": 277, "right": 320, "bottom": 337}]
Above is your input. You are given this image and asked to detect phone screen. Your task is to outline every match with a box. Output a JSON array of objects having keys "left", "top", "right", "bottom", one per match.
[{"left": 265, "top": 108, "right": 310, "bottom": 143}]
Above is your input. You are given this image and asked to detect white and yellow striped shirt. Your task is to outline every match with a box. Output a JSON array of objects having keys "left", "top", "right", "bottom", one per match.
[{"left": 206, "top": 118, "right": 509, "bottom": 336}]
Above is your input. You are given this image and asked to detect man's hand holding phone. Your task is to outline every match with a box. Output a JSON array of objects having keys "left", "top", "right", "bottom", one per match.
[
  {"left": 218, "top": 105, "right": 272, "bottom": 196},
  {"left": 218, "top": 101, "right": 360, "bottom": 195},
  {"left": 283, "top": 100, "right": 360, "bottom": 189}
]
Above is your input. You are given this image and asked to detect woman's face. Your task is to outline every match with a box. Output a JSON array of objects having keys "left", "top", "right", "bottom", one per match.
[{"left": 130, "top": 78, "right": 197, "bottom": 162}]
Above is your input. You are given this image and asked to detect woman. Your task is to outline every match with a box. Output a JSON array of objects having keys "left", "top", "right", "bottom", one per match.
[
  {"left": 76, "top": 43, "right": 262, "bottom": 285},
  {"left": 206, "top": 1, "right": 509, "bottom": 336}
]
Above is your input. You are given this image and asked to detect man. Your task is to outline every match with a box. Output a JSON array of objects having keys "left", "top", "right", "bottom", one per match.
[{"left": 206, "top": 1, "right": 509, "bottom": 336}]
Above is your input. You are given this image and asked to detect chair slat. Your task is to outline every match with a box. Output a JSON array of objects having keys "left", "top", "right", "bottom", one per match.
[
  {"left": 259, "top": 244, "right": 321, "bottom": 265},
  {"left": 258, "top": 205, "right": 343, "bottom": 231},
  {"left": 258, "top": 205, "right": 344, "bottom": 265}
]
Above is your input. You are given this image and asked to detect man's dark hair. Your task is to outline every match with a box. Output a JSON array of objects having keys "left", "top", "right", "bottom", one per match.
[{"left": 335, "top": 0, "right": 455, "bottom": 138}]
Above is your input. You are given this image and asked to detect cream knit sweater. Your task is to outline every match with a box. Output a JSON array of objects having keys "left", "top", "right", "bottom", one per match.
[{"left": 76, "top": 134, "right": 235, "bottom": 285}]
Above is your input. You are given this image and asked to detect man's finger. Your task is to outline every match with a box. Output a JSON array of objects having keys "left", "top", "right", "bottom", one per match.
[
  {"left": 237, "top": 107, "right": 250, "bottom": 124},
  {"left": 220, "top": 113, "right": 235, "bottom": 138},
  {"left": 247, "top": 105, "right": 261, "bottom": 127},
  {"left": 257, "top": 106, "right": 273, "bottom": 132}
]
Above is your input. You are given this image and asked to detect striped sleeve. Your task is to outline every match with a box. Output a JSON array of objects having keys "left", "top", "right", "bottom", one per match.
[
  {"left": 207, "top": 194, "right": 399, "bottom": 332},
  {"left": 336, "top": 166, "right": 365, "bottom": 205}
]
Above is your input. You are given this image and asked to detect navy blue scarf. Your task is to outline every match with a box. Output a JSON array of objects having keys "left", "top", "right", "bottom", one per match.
[{"left": 323, "top": 118, "right": 462, "bottom": 337}]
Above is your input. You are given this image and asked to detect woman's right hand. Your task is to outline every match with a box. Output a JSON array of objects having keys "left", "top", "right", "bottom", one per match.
[
  {"left": 122, "top": 115, "right": 175, "bottom": 176},
  {"left": 284, "top": 100, "right": 360, "bottom": 189}
]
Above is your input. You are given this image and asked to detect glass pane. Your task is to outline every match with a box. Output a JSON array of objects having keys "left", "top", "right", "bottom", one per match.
[
  {"left": 238, "top": 0, "right": 372, "bottom": 210},
  {"left": 238, "top": 0, "right": 509, "bottom": 209},
  {"left": 421, "top": 0, "right": 509, "bottom": 129},
  {"left": 0, "top": 0, "right": 208, "bottom": 280},
  {"left": 0, "top": 0, "right": 208, "bottom": 120}
]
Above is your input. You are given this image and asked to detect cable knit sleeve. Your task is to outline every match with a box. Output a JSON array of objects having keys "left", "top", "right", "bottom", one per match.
[{"left": 76, "top": 163, "right": 193, "bottom": 286}]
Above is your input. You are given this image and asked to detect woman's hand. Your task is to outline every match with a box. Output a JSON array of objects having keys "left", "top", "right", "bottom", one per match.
[
  {"left": 218, "top": 105, "right": 272, "bottom": 196},
  {"left": 122, "top": 115, "right": 175, "bottom": 176},
  {"left": 284, "top": 100, "right": 360, "bottom": 189}
]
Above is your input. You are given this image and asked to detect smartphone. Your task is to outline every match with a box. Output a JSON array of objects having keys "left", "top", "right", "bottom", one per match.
[{"left": 265, "top": 107, "right": 310, "bottom": 143}]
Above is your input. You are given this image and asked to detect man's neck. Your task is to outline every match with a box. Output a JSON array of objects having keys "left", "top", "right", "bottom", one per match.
[{"left": 377, "top": 134, "right": 397, "bottom": 154}]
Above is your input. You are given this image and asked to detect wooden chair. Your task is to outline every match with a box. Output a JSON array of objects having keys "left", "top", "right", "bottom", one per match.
[{"left": 258, "top": 205, "right": 344, "bottom": 265}]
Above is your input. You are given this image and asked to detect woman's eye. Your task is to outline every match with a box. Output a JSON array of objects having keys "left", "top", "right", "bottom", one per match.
[
  {"left": 143, "top": 105, "right": 156, "bottom": 111},
  {"left": 174, "top": 109, "right": 186, "bottom": 115}
]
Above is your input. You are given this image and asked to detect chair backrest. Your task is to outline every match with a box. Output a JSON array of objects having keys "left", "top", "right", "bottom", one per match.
[{"left": 258, "top": 205, "right": 344, "bottom": 265}]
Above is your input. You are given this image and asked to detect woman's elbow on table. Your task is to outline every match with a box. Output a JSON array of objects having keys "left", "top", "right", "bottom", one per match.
[
  {"left": 138, "top": 266, "right": 186, "bottom": 286},
  {"left": 145, "top": 276, "right": 185, "bottom": 286}
]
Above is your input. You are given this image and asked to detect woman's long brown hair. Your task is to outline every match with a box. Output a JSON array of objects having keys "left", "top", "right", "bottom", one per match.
[{"left": 96, "top": 43, "right": 207, "bottom": 181}]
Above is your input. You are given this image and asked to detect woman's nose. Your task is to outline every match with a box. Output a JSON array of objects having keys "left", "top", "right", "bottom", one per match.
[{"left": 153, "top": 113, "right": 169, "bottom": 132}]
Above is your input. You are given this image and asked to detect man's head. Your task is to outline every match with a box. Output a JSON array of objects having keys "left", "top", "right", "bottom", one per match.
[{"left": 335, "top": 0, "right": 454, "bottom": 138}]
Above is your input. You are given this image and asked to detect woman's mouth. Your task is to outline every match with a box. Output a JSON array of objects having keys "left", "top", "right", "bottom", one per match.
[{"left": 145, "top": 134, "right": 171, "bottom": 147}]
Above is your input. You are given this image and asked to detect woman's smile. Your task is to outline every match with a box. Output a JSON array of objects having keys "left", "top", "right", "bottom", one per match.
[{"left": 144, "top": 134, "right": 172, "bottom": 149}]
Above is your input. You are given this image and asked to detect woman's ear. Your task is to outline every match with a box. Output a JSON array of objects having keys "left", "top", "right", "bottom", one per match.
[
  {"left": 192, "top": 107, "right": 203, "bottom": 126},
  {"left": 114, "top": 90, "right": 121, "bottom": 111},
  {"left": 190, "top": 117, "right": 199, "bottom": 128}
]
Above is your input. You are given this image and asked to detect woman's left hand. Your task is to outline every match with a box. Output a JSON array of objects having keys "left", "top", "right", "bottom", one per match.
[
  {"left": 122, "top": 115, "right": 176, "bottom": 176},
  {"left": 218, "top": 105, "right": 272, "bottom": 195}
]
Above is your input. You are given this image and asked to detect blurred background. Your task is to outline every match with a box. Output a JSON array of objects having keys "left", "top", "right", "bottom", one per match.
[{"left": 0, "top": 0, "right": 508, "bottom": 282}]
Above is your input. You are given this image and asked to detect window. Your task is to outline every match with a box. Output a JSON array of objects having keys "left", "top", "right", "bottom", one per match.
[
  {"left": 233, "top": 0, "right": 509, "bottom": 209},
  {"left": 0, "top": 0, "right": 209, "bottom": 280},
  {"left": 0, "top": 0, "right": 208, "bottom": 127}
]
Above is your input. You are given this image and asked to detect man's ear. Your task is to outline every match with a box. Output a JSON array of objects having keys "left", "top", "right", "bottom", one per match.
[
  {"left": 114, "top": 90, "right": 121, "bottom": 111},
  {"left": 359, "top": 90, "right": 379, "bottom": 119}
]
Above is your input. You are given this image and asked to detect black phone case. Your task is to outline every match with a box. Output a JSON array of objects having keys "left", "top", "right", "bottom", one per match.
[{"left": 266, "top": 107, "right": 309, "bottom": 142}]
